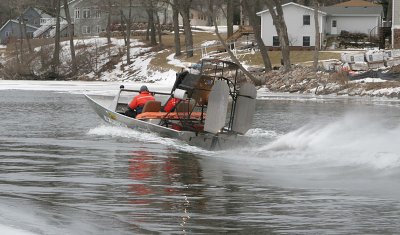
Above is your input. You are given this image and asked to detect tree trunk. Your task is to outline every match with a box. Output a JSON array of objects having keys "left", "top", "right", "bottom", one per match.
[
  {"left": 126, "top": 0, "right": 132, "bottom": 64},
  {"left": 207, "top": 0, "right": 213, "bottom": 26},
  {"left": 146, "top": 5, "right": 157, "bottom": 46},
  {"left": 120, "top": 11, "right": 127, "bottom": 46},
  {"left": 146, "top": 21, "right": 150, "bottom": 41},
  {"left": 313, "top": 0, "right": 320, "bottom": 71},
  {"left": 155, "top": 10, "right": 162, "bottom": 45},
  {"left": 22, "top": 19, "right": 33, "bottom": 52},
  {"left": 52, "top": 0, "right": 61, "bottom": 75},
  {"left": 172, "top": 0, "right": 181, "bottom": 56},
  {"left": 63, "top": 0, "right": 77, "bottom": 75},
  {"left": 227, "top": 0, "right": 234, "bottom": 38},
  {"left": 242, "top": 0, "right": 272, "bottom": 72},
  {"left": 17, "top": 17, "right": 24, "bottom": 63},
  {"left": 178, "top": 0, "right": 194, "bottom": 58},
  {"left": 274, "top": 1, "right": 291, "bottom": 72},
  {"left": 265, "top": 0, "right": 291, "bottom": 72},
  {"left": 106, "top": 0, "right": 112, "bottom": 44}
]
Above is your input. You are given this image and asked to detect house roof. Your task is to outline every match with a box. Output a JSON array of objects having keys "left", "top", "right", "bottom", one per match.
[
  {"left": 333, "top": 0, "right": 378, "bottom": 7},
  {"left": 22, "top": 6, "right": 53, "bottom": 18},
  {"left": 0, "top": 19, "right": 39, "bottom": 32},
  {"left": 33, "top": 7, "right": 53, "bottom": 18},
  {"left": 321, "top": 5, "right": 383, "bottom": 16},
  {"left": 256, "top": 2, "right": 327, "bottom": 16}
]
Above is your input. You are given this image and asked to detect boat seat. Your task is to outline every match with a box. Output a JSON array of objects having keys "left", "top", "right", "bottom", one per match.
[
  {"left": 175, "top": 102, "right": 193, "bottom": 112},
  {"left": 142, "top": 101, "right": 161, "bottom": 113}
]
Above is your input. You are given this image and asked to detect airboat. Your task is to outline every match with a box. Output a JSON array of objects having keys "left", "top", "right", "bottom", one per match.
[{"left": 85, "top": 59, "right": 257, "bottom": 150}]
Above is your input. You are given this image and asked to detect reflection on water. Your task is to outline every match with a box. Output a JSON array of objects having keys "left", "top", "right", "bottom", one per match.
[
  {"left": 127, "top": 150, "right": 204, "bottom": 233},
  {"left": 1, "top": 90, "right": 400, "bottom": 234}
]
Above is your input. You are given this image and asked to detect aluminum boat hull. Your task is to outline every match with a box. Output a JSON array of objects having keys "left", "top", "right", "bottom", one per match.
[{"left": 85, "top": 94, "right": 248, "bottom": 150}]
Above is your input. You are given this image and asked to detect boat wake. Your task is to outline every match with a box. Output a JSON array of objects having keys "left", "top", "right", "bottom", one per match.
[
  {"left": 0, "top": 224, "right": 37, "bottom": 235},
  {"left": 234, "top": 113, "right": 400, "bottom": 170},
  {"left": 87, "top": 113, "right": 400, "bottom": 171},
  {"left": 245, "top": 128, "right": 280, "bottom": 138}
]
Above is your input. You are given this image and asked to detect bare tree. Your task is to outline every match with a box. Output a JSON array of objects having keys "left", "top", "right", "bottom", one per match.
[
  {"left": 206, "top": 0, "right": 261, "bottom": 84},
  {"left": 144, "top": 1, "right": 157, "bottom": 46},
  {"left": 176, "top": 0, "right": 194, "bottom": 57},
  {"left": 17, "top": 15, "right": 24, "bottom": 62},
  {"left": 313, "top": 0, "right": 320, "bottom": 71},
  {"left": 52, "top": 0, "right": 61, "bottom": 75},
  {"left": 155, "top": 8, "right": 162, "bottom": 45},
  {"left": 63, "top": 0, "right": 77, "bottom": 75},
  {"left": 171, "top": 0, "right": 181, "bottom": 56},
  {"left": 12, "top": 0, "right": 32, "bottom": 61},
  {"left": 242, "top": 0, "right": 272, "bottom": 72},
  {"left": 226, "top": 0, "right": 234, "bottom": 38},
  {"left": 264, "top": 0, "right": 291, "bottom": 72},
  {"left": 21, "top": 16, "right": 33, "bottom": 52},
  {"left": 126, "top": 0, "right": 133, "bottom": 64},
  {"left": 106, "top": 0, "right": 113, "bottom": 44}
]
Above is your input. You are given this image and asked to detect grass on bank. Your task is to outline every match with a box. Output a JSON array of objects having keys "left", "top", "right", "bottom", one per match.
[{"left": 143, "top": 30, "right": 341, "bottom": 70}]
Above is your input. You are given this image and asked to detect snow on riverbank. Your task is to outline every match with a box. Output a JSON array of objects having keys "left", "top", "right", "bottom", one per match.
[
  {"left": 2, "top": 30, "right": 400, "bottom": 100},
  {"left": 0, "top": 80, "right": 173, "bottom": 96}
]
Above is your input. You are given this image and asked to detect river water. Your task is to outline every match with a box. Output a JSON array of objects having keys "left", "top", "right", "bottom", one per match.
[{"left": 1, "top": 81, "right": 400, "bottom": 234}]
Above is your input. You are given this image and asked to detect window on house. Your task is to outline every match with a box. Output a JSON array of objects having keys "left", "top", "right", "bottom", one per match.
[
  {"left": 5, "top": 31, "right": 11, "bottom": 37},
  {"left": 303, "top": 15, "right": 310, "bottom": 25},
  {"left": 332, "top": 20, "right": 337, "bottom": 27},
  {"left": 273, "top": 36, "right": 280, "bottom": 47},
  {"left": 96, "top": 25, "right": 101, "bottom": 33},
  {"left": 82, "top": 25, "right": 91, "bottom": 34},
  {"left": 83, "top": 8, "right": 90, "bottom": 19},
  {"left": 95, "top": 9, "right": 101, "bottom": 18},
  {"left": 26, "top": 32, "right": 33, "bottom": 38},
  {"left": 303, "top": 36, "right": 310, "bottom": 46},
  {"left": 75, "top": 8, "right": 80, "bottom": 19}
]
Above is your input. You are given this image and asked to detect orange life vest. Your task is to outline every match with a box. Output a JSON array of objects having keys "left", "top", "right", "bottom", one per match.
[{"left": 128, "top": 91, "right": 155, "bottom": 110}]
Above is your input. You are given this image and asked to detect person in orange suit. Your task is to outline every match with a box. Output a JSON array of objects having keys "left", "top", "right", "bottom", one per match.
[{"left": 125, "top": 85, "right": 155, "bottom": 118}]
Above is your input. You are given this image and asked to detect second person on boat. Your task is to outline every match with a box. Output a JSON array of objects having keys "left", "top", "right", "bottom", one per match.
[{"left": 125, "top": 85, "right": 155, "bottom": 118}]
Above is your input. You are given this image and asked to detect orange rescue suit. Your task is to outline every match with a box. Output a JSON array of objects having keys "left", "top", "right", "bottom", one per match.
[
  {"left": 128, "top": 91, "right": 155, "bottom": 110},
  {"left": 163, "top": 98, "right": 180, "bottom": 112}
]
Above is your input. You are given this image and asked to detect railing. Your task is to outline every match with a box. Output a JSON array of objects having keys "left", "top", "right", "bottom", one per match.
[
  {"left": 40, "top": 18, "right": 56, "bottom": 26},
  {"left": 40, "top": 18, "right": 67, "bottom": 26}
]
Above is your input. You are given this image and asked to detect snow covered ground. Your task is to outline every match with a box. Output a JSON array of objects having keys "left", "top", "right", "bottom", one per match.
[
  {"left": 0, "top": 80, "right": 173, "bottom": 96},
  {"left": 2, "top": 25, "right": 400, "bottom": 99}
]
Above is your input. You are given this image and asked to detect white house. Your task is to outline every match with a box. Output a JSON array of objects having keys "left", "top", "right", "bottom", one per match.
[
  {"left": 257, "top": 0, "right": 383, "bottom": 49},
  {"left": 393, "top": 0, "right": 400, "bottom": 49},
  {"left": 256, "top": 2, "right": 327, "bottom": 49},
  {"left": 321, "top": 0, "right": 382, "bottom": 36}
]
